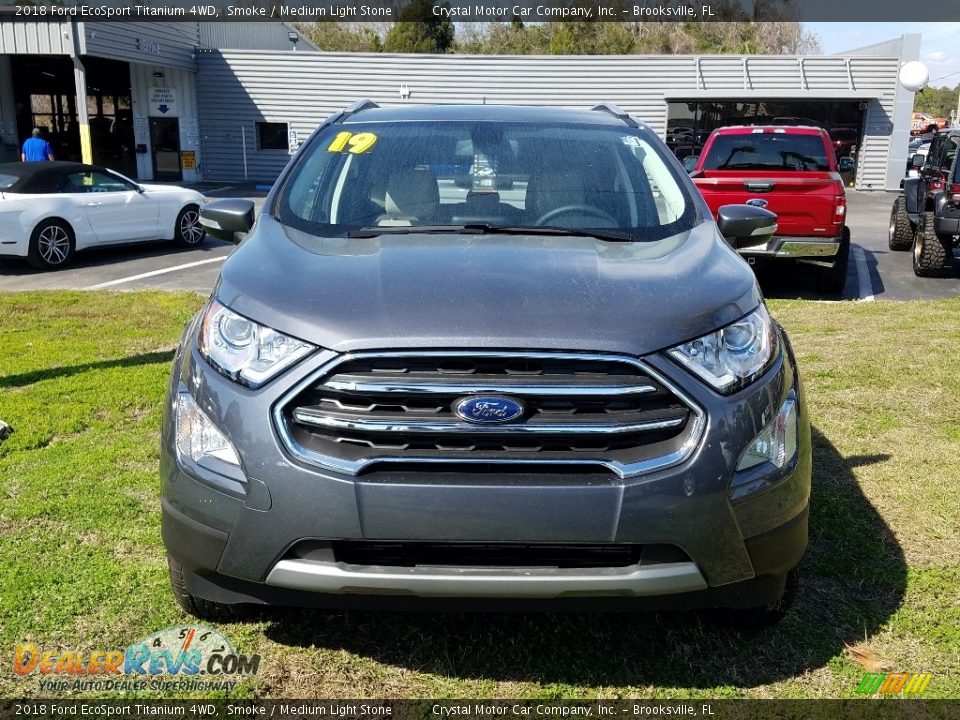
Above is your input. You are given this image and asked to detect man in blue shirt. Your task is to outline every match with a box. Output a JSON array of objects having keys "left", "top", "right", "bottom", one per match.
[{"left": 21, "top": 128, "right": 54, "bottom": 162}]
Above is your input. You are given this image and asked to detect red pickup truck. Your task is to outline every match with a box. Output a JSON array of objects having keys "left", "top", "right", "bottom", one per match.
[{"left": 689, "top": 126, "right": 851, "bottom": 293}]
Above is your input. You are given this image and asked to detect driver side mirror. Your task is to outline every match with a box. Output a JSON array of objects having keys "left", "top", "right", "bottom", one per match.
[
  {"left": 838, "top": 156, "right": 855, "bottom": 173},
  {"left": 716, "top": 205, "right": 777, "bottom": 248},
  {"left": 912, "top": 153, "right": 925, "bottom": 169},
  {"left": 682, "top": 155, "right": 699, "bottom": 174},
  {"left": 199, "top": 199, "right": 255, "bottom": 243}
]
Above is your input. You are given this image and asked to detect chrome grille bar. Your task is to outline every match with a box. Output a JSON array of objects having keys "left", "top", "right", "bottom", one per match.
[{"left": 324, "top": 375, "right": 657, "bottom": 396}]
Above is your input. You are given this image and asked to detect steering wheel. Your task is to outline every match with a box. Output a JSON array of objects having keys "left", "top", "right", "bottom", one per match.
[{"left": 536, "top": 205, "right": 618, "bottom": 227}]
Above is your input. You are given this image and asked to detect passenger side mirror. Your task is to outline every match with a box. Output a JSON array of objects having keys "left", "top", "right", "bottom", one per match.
[
  {"left": 199, "top": 199, "right": 255, "bottom": 243},
  {"left": 912, "top": 153, "right": 925, "bottom": 169},
  {"left": 838, "top": 156, "right": 855, "bottom": 173},
  {"left": 716, "top": 205, "right": 778, "bottom": 248},
  {"left": 682, "top": 155, "right": 699, "bottom": 173}
]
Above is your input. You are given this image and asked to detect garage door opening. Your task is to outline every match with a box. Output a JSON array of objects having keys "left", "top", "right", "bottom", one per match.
[
  {"left": 667, "top": 100, "right": 866, "bottom": 180},
  {"left": 10, "top": 55, "right": 136, "bottom": 178}
]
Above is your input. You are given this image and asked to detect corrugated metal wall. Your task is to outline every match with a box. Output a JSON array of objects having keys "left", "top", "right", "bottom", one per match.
[
  {"left": 79, "top": 22, "right": 199, "bottom": 70},
  {"left": 0, "top": 21, "right": 71, "bottom": 55},
  {"left": 197, "top": 49, "right": 904, "bottom": 188},
  {"left": 198, "top": 22, "right": 317, "bottom": 51}
]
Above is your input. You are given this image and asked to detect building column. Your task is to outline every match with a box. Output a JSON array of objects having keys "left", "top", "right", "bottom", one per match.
[{"left": 68, "top": 19, "right": 92, "bottom": 164}]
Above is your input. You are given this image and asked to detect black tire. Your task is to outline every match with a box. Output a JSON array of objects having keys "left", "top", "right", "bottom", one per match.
[
  {"left": 705, "top": 569, "right": 799, "bottom": 628},
  {"left": 174, "top": 204, "right": 205, "bottom": 247},
  {"left": 27, "top": 219, "right": 75, "bottom": 271},
  {"left": 888, "top": 196, "right": 913, "bottom": 251},
  {"left": 816, "top": 227, "right": 850, "bottom": 295},
  {"left": 912, "top": 211, "right": 953, "bottom": 277},
  {"left": 167, "top": 555, "right": 255, "bottom": 622}
]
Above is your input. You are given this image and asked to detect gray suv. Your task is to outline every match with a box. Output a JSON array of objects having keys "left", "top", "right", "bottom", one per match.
[{"left": 162, "top": 102, "right": 811, "bottom": 623}]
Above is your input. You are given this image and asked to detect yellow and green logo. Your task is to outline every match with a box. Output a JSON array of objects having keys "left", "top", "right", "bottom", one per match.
[{"left": 856, "top": 672, "right": 933, "bottom": 695}]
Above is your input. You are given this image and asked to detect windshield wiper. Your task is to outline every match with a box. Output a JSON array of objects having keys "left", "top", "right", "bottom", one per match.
[{"left": 347, "top": 223, "right": 634, "bottom": 243}]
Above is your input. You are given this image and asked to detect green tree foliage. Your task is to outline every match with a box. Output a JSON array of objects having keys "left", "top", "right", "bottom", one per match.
[
  {"left": 383, "top": 0, "right": 454, "bottom": 53},
  {"left": 914, "top": 85, "right": 960, "bottom": 119},
  {"left": 296, "top": 22, "right": 383, "bottom": 52}
]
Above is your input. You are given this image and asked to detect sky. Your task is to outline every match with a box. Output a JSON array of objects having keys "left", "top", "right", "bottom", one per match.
[{"left": 806, "top": 23, "right": 960, "bottom": 88}]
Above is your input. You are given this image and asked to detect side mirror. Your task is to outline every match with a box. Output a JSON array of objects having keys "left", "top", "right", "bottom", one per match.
[
  {"left": 716, "top": 204, "right": 777, "bottom": 248},
  {"left": 682, "top": 155, "right": 699, "bottom": 173},
  {"left": 912, "top": 153, "right": 925, "bottom": 169},
  {"left": 838, "top": 156, "right": 855, "bottom": 172},
  {"left": 199, "top": 199, "right": 255, "bottom": 243}
]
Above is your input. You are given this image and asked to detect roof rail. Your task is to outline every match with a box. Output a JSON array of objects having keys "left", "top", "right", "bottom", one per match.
[
  {"left": 343, "top": 99, "right": 380, "bottom": 115},
  {"left": 591, "top": 102, "right": 637, "bottom": 127}
]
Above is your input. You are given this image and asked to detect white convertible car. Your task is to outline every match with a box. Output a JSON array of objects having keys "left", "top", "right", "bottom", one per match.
[{"left": 0, "top": 161, "right": 207, "bottom": 270}]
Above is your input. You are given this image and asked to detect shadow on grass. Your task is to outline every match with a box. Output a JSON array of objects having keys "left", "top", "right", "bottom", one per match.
[
  {"left": 0, "top": 349, "right": 175, "bottom": 389},
  {"left": 263, "top": 427, "right": 905, "bottom": 689}
]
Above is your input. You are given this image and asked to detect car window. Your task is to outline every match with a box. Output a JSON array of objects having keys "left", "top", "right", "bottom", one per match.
[
  {"left": 60, "top": 171, "right": 133, "bottom": 194},
  {"left": 702, "top": 132, "right": 830, "bottom": 171},
  {"left": 0, "top": 173, "right": 19, "bottom": 190},
  {"left": 277, "top": 121, "right": 698, "bottom": 243},
  {"left": 941, "top": 137, "right": 960, "bottom": 171}
]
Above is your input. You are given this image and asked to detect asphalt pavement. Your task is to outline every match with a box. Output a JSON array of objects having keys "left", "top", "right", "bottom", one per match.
[{"left": 1, "top": 188, "right": 958, "bottom": 301}]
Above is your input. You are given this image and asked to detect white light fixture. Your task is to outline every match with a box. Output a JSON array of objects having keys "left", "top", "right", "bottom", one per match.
[{"left": 898, "top": 61, "right": 929, "bottom": 93}]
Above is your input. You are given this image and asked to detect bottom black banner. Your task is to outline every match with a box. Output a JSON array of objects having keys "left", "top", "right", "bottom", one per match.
[{"left": 1, "top": 700, "right": 959, "bottom": 720}]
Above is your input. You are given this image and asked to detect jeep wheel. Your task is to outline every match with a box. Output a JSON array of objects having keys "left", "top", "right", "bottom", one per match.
[
  {"left": 888, "top": 197, "right": 912, "bottom": 250},
  {"left": 817, "top": 227, "right": 850, "bottom": 295},
  {"left": 167, "top": 555, "right": 256, "bottom": 622},
  {"left": 912, "top": 211, "right": 953, "bottom": 277}
]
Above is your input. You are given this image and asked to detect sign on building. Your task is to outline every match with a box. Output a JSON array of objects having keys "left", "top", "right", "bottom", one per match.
[{"left": 149, "top": 87, "right": 177, "bottom": 116}]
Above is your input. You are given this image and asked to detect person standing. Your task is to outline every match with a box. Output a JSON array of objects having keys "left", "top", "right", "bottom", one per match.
[{"left": 21, "top": 128, "right": 54, "bottom": 162}]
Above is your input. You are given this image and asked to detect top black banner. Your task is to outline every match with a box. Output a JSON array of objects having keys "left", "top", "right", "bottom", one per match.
[{"left": 0, "top": 0, "right": 957, "bottom": 23}]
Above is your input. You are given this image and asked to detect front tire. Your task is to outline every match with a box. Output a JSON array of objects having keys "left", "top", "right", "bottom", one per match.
[
  {"left": 174, "top": 204, "right": 205, "bottom": 247},
  {"left": 888, "top": 197, "right": 912, "bottom": 250},
  {"left": 913, "top": 211, "right": 953, "bottom": 277},
  {"left": 167, "top": 555, "right": 255, "bottom": 622},
  {"left": 27, "top": 219, "right": 75, "bottom": 271}
]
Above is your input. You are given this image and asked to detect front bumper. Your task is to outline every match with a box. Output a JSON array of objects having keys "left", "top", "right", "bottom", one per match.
[{"left": 160, "top": 331, "right": 811, "bottom": 609}]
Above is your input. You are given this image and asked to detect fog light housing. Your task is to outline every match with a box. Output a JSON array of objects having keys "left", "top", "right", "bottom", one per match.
[
  {"left": 175, "top": 391, "right": 240, "bottom": 469},
  {"left": 736, "top": 393, "right": 798, "bottom": 472}
]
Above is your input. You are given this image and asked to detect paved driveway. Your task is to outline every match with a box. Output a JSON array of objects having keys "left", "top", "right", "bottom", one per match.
[{"left": 1, "top": 187, "right": 958, "bottom": 301}]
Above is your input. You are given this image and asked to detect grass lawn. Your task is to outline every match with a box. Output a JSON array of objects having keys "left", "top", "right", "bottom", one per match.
[{"left": 0, "top": 291, "right": 957, "bottom": 699}]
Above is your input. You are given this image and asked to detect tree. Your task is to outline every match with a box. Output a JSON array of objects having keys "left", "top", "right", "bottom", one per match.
[
  {"left": 383, "top": 0, "right": 454, "bottom": 53},
  {"left": 914, "top": 85, "right": 960, "bottom": 119},
  {"left": 296, "top": 22, "right": 383, "bottom": 52}
]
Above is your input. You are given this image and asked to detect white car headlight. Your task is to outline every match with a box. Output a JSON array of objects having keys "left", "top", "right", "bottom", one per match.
[
  {"left": 667, "top": 305, "right": 777, "bottom": 394},
  {"left": 198, "top": 299, "right": 314, "bottom": 388},
  {"left": 175, "top": 392, "right": 240, "bottom": 468}
]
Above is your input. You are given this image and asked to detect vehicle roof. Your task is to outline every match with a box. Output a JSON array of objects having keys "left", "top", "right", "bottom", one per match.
[
  {"left": 709, "top": 125, "right": 826, "bottom": 135},
  {"left": 0, "top": 161, "right": 105, "bottom": 193},
  {"left": 340, "top": 103, "right": 647, "bottom": 129}
]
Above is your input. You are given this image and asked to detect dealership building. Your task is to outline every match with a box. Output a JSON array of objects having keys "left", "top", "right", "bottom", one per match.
[{"left": 0, "top": 21, "right": 919, "bottom": 191}]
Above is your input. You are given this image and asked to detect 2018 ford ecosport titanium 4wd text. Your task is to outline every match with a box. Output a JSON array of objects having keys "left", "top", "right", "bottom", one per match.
[{"left": 162, "top": 102, "right": 811, "bottom": 623}]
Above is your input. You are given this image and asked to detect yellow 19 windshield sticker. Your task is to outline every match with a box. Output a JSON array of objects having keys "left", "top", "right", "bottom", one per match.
[{"left": 327, "top": 131, "right": 378, "bottom": 154}]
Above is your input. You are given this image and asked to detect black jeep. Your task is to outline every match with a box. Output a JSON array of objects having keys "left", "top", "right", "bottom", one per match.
[{"left": 890, "top": 130, "right": 960, "bottom": 276}]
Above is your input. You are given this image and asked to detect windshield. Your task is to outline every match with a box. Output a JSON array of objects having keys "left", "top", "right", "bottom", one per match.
[
  {"left": 276, "top": 120, "right": 698, "bottom": 242},
  {"left": 702, "top": 132, "right": 831, "bottom": 171}
]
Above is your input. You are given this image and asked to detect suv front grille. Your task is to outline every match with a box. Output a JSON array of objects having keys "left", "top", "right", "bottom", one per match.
[{"left": 276, "top": 351, "right": 704, "bottom": 479}]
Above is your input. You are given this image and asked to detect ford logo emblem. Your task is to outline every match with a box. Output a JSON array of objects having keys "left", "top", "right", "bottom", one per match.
[
  {"left": 745, "top": 198, "right": 769, "bottom": 208},
  {"left": 454, "top": 396, "right": 525, "bottom": 424}
]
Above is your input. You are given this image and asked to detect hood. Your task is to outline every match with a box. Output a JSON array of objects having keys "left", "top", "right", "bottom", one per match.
[{"left": 217, "top": 215, "right": 760, "bottom": 357}]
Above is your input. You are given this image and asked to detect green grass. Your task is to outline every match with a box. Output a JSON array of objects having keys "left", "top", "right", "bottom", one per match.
[{"left": 1, "top": 291, "right": 958, "bottom": 699}]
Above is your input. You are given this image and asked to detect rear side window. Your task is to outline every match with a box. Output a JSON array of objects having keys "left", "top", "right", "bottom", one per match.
[
  {"left": 0, "top": 173, "right": 19, "bottom": 190},
  {"left": 702, "top": 133, "right": 830, "bottom": 171}
]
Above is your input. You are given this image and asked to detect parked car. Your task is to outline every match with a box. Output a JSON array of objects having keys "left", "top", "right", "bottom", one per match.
[
  {"left": 0, "top": 161, "right": 206, "bottom": 270},
  {"left": 687, "top": 125, "right": 850, "bottom": 293},
  {"left": 889, "top": 129, "right": 960, "bottom": 276},
  {"left": 911, "top": 112, "right": 938, "bottom": 137},
  {"left": 162, "top": 101, "right": 811, "bottom": 624}
]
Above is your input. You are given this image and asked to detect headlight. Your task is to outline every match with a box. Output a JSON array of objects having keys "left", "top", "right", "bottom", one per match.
[
  {"left": 667, "top": 305, "right": 777, "bottom": 394},
  {"left": 198, "top": 300, "right": 314, "bottom": 388},
  {"left": 175, "top": 392, "right": 240, "bottom": 468}
]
